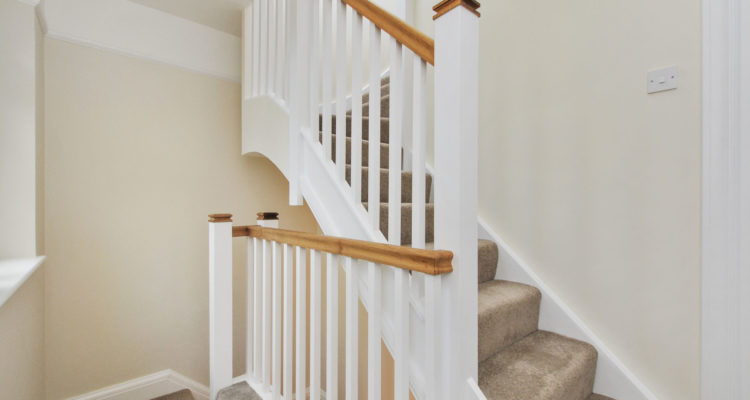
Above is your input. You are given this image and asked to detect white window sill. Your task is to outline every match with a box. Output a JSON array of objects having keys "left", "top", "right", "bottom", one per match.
[{"left": 0, "top": 256, "right": 45, "bottom": 308}]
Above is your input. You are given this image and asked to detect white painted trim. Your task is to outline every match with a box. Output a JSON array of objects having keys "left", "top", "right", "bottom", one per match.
[
  {"left": 16, "top": 0, "right": 40, "bottom": 6},
  {"left": 0, "top": 257, "right": 45, "bottom": 308},
  {"left": 39, "top": 0, "right": 240, "bottom": 82},
  {"left": 701, "top": 0, "right": 749, "bottom": 397},
  {"left": 67, "top": 369, "right": 209, "bottom": 400},
  {"left": 478, "top": 218, "right": 658, "bottom": 400}
]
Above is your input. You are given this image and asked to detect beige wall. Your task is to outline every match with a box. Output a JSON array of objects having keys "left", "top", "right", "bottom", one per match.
[
  {"left": 0, "top": 0, "right": 39, "bottom": 258},
  {"left": 0, "top": 268, "right": 45, "bottom": 400},
  {"left": 43, "top": 38, "right": 319, "bottom": 398},
  {"left": 414, "top": 1, "right": 702, "bottom": 399}
]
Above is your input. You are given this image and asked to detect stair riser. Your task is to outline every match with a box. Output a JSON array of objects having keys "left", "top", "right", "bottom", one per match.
[
  {"left": 363, "top": 203, "right": 434, "bottom": 245},
  {"left": 321, "top": 134, "right": 393, "bottom": 168},
  {"left": 320, "top": 115, "right": 391, "bottom": 144},
  {"left": 478, "top": 240, "right": 499, "bottom": 284},
  {"left": 347, "top": 167, "right": 432, "bottom": 203},
  {"left": 478, "top": 281, "right": 541, "bottom": 363}
]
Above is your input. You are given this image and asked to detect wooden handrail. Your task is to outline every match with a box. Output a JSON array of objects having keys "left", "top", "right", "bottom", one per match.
[
  {"left": 233, "top": 225, "right": 453, "bottom": 275},
  {"left": 343, "top": 0, "right": 435, "bottom": 65}
]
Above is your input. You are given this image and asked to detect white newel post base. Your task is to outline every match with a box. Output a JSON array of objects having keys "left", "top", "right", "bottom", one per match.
[
  {"left": 209, "top": 214, "right": 234, "bottom": 400},
  {"left": 433, "top": 1, "right": 481, "bottom": 399}
]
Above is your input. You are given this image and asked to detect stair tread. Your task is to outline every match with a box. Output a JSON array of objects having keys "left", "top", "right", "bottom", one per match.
[
  {"left": 479, "top": 280, "right": 541, "bottom": 363},
  {"left": 362, "top": 202, "right": 435, "bottom": 245},
  {"left": 216, "top": 382, "right": 261, "bottom": 400},
  {"left": 478, "top": 239, "right": 499, "bottom": 284},
  {"left": 347, "top": 166, "right": 432, "bottom": 203},
  {"left": 479, "top": 330, "right": 598, "bottom": 400}
]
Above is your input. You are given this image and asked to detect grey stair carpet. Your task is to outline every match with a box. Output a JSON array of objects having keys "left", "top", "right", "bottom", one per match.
[
  {"left": 216, "top": 381, "right": 262, "bottom": 400},
  {"left": 310, "top": 76, "right": 615, "bottom": 400},
  {"left": 151, "top": 389, "right": 194, "bottom": 400}
]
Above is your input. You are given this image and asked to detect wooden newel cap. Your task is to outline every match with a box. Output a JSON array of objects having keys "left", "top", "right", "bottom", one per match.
[
  {"left": 208, "top": 214, "right": 233, "bottom": 223},
  {"left": 257, "top": 212, "right": 280, "bottom": 221},
  {"left": 433, "top": 0, "right": 480, "bottom": 19}
]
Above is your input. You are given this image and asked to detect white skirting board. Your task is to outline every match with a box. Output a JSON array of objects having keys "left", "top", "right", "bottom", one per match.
[
  {"left": 478, "top": 217, "right": 658, "bottom": 400},
  {"left": 67, "top": 369, "right": 209, "bottom": 400}
]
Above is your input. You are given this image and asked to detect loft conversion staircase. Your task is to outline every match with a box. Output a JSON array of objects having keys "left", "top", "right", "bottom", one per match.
[{"left": 206, "top": 0, "right": 618, "bottom": 399}]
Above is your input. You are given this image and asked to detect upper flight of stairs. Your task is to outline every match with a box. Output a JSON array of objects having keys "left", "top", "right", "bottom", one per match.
[{"left": 320, "top": 77, "right": 616, "bottom": 400}]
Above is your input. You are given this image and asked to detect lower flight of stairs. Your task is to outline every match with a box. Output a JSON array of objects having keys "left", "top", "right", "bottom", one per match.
[{"left": 212, "top": 78, "right": 615, "bottom": 399}]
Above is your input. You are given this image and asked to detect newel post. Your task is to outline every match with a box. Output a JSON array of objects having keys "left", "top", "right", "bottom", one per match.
[
  {"left": 433, "top": 1, "right": 481, "bottom": 399},
  {"left": 208, "top": 214, "right": 234, "bottom": 399},
  {"left": 256, "top": 212, "right": 280, "bottom": 228}
]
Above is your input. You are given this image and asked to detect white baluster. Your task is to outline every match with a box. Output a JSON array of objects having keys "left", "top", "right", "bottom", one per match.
[
  {"left": 309, "top": 0, "right": 320, "bottom": 134},
  {"left": 321, "top": 0, "right": 333, "bottom": 158},
  {"left": 246, "top": 236, "right": 254, "bottom": 379},
  {"left": 335, "top": 0, "right": 347, "bottom": 179},
  {"left": 209, "top": 214, "right": 233, "bottom": 400},
  {"left": 295, "top": 246, "right": 307, "bottom": 400},
  {"left": 267, "top": 0, "right": 276, "bottom": 95},
  {"left": 326, "top": 254, "right": 339, "bottom": 400},
  {"left": 275, "top": 0, "right": 285, "bottom": 98},
  {"left": 272, "top": 242, "right": 282, "bottom": 399},
  {"left": 259, "top": 0, "right": 268, "bottom": 94},
  {"left": 368, "top": 24, "right": 382, "bottom": 232},
  {"left": 434, "top": 3, "right": 481, "bottom": 397},
  {"left": 345, "top": 257, "right": 359, "bottom": 400},
  {"left": 288, "top": 0, "right": 302, "bottom": 205},
  {"left": 412, "top": 59, "right": 427, "bottom": 249},
  {"left": 351, "top": 12, "right": 364, "bottom": 204},
  {"left": 424, "top": 275, "right": 443, "bottom": 400},
  {"left": 368, "top": 262, "right": 382, "bottom": 400},
  {"left": 394, "top": 268, "right": 410, "bottom": 400},
  {"left": 242, "top": 7, "right": 251, "bottom": 100},
  {"left": 283, "top": 244, "right": 294, "bottom": 399},
  {"left": 262, "top": 239, "right": 271, "bottom": 390},
  {"left": 310, "top": 250, "right": 323, "bottom": 399},
  {"left": 388, "top": 39, "right": 403, "bottom": 245},
  {"left": 253, "top": 237, "right": 262, "bottom": 380},
  {"left": 252, "top": 0, "right": 260, "bottom": 97}
]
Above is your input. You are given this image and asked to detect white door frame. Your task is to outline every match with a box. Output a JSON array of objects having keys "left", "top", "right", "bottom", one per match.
[{"left": 701, "top": 0, "right": 749, "bottom": 398}]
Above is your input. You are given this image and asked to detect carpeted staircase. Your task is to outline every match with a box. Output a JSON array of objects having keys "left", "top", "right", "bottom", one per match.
[{"left": 206, "top": 77, "right": 615, "bottom": 400}]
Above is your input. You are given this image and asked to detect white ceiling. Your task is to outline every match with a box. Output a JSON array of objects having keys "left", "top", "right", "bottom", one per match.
[{"left": 128, "top": 0, "right": 250, "bottom": 36}]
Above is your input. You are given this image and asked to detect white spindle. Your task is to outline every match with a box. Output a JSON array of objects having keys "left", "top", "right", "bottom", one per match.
[
  {"left": 242, "top": 7, "right": 251, "bottom": 100},
  {"left": 259, "top": 0, "right": 268, "bottom": 94},
  {"left": 424, "top": 275, "right": 443, "bottom": 400},
  {"left": 434, "top": 4, "right": 481, "bottom": 398},
  {"left": 246, "top": 237, "right": 254, "bottom": 379},
  {"left": 288, "top": 0, "right": 303, "bottom": 205},
  {"left": 310, "top": 249, "right": 323, "bottom": 399},
  {"left": 412, "top": 59, "right": 427, "bottom": 249},
  {"left": 326, "top": 254, "right": 339, "bottom": 399},
  {"left": 209, "top": 215, "right": 233, "bottom": 400},
  {"left": 252, "top": 0, "right": 260, "bottom": 96},
  {"left": 345, "top": 257, "right": 359, "bottom": 400},
  {"left": 322, "top": 0, "right": 333, "bottom": 158},
  {"left": 351, "top": 13, "right": 363, "bottom": 204},
  {"left": 295, "top": 246, "right": 307, "bottom": 400},
  {"left": 283, "top": 244, "right": 294, "bottom": 399},
  {"left": 253, "top": 238, "right": 262, "bottom": 380},
  {"left": 335, "top": 0, "right": 347, "bottom": 179},
  {"left": 267, "top": 0, "right": 276, "bottom": 95},
  {"left": 394, "top": 268, "right": 410, "bottom": 400},
  {"left": 309, "top": 0, "right": 320, "bottom": 133},
  {"left": 272, "top": 242, "right": 282, "bottom": 400},
  {"left": 388, "top": 39, "right": 403, "bottom": 245},
  {"left": 275, "top": 0, "right": 285, "bottom": 98},
  {"left": 368, "top": 262, "right": 382, "bottom": 400},
  {"left": 368, "top": 24, "right": 382, "bottom": 231},
  {"left": 263, "top": 239, "right": 272, "bottom": 390}
]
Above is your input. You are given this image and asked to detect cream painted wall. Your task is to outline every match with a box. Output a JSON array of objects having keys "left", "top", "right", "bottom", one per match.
[
  {"left": 0, "top": 0, "right": 39, "bottom": 259},
  {"left": 0, "top": 267, "right": 45, "bottom": 400},
  {"left": 43, "top": 38, "right": 319, "bottom": 398},
  {"left": 413, "top": 1, "right": 702, "bottom": 399}
]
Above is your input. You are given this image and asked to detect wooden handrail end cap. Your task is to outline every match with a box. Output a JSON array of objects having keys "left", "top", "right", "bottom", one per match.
[
  {"left": 433, "top": 0, "right": 481, "bottom": 19},
  {"left": 209, "top": 213, "right": 233, "bottom": 223},
  {"left": 256, "top": 212, "right": 280, "bottom": 221}
]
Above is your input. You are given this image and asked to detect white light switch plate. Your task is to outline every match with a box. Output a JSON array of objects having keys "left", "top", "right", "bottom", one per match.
[{"left": 648, "top": 66, "right": 678, "bottom": 94}]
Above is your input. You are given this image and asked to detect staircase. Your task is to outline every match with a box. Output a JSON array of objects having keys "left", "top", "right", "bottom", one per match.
[{"left": 214, "top": 0, "right": 620, "bottom": 399}]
